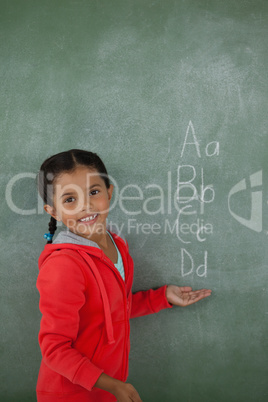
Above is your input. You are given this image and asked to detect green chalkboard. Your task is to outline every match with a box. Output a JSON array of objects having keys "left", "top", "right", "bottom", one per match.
[{"left": 1, "top": 0, "right": 267, "bottom": 401}]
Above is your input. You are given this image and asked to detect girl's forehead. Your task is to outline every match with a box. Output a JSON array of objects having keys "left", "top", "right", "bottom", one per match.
[{"left": 54, "top": 167, "right": 103, "bottom": 187}]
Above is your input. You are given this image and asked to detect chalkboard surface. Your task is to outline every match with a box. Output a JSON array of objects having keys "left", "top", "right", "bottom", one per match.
[{"left": 1, "top": 0, "right": 267, "bottom": 401}]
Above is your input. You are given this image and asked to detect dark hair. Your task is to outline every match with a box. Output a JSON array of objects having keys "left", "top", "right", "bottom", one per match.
[{"left": 37, "top": 149, "right": 110, "bottom": 244}]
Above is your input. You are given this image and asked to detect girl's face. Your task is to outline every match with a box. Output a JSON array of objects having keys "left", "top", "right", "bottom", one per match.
[{"left": 44, "top": 166, "right": 114, "bottom": 241}]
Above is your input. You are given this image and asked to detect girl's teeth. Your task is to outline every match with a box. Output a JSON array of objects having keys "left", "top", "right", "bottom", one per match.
[{"left": 80, "top": 214, "right": 97, "bottom": 222}]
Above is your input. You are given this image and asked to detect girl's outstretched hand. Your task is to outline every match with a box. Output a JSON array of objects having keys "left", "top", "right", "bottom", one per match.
[{"left": 166, "top": 285, "right": 212, "bottom": 307}]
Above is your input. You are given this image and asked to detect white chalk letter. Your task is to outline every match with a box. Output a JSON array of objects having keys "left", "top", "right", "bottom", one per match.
[
  {"left": 177, "top": 165, "right": 198, "bottom": 204},
  {"left": 181, "top": 121, "right": 201, "bottom": 158},
  {"left": 206, "top": 141, "right": 219, "bottom": 157},
  {"left": 196, "top": 251, "right": 208, "bottom": 277},
  {"left": 181, "top": 248, "right": 194, "bottom": 277}
]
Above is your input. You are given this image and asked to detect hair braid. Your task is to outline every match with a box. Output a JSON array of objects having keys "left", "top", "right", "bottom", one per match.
[{"left": 47, "top": 217, "right": 57, "bottom": 244}]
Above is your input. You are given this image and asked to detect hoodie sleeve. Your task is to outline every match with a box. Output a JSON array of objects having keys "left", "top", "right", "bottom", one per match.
[
  {"left": 130, "top": 285, "right": 173, "bottom": 319},
  {"left": 36, "top": 253, "right": 104, "bottom": 391},
  {"left": 121, "top": 238, "right": 173, "bottom": 319}
]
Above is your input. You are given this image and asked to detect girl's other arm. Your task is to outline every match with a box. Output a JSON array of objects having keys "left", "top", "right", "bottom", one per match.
[{"left": 95, "top": 373, "right": 142, "bottom": 402}]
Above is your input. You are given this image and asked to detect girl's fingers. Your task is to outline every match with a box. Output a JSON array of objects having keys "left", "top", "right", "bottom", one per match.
[
  {"left": 188, "top": 290, "right": 212, "bottom": 300},
  {"left": 181, "top": 287, "right": 212, "bottom": 295},
  {"left": 190, "top": 289, "right": 212, "bottom": 295}
]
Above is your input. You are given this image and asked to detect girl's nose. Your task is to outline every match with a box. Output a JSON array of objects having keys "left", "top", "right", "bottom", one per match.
[{"left": 81, "top": 194, "right": 94, "bottom": 211}]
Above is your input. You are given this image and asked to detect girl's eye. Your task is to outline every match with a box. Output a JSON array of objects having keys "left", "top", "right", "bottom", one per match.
[
  {"left": 90, "top": 190, "right": 100, "bottom": 196},
  {"left": 64, "top": 197, "right": 75, "bottom": 203}
]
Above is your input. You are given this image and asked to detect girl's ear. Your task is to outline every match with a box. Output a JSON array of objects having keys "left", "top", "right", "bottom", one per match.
[
  {"left": 107, "top": 184, "right": 114, "bottom": 202},
  {"left": 44, "top": 205, "right": 61, "bottom": 222}
]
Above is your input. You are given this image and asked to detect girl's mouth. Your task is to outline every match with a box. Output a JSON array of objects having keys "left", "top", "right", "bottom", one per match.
[{"left": 78, "top": 213, "right": 98, "bottom": 224}]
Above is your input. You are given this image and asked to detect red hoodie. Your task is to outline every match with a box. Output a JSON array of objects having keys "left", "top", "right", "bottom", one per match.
[{"left": 36, "top": 230, "right": 172, "bottom": 401}]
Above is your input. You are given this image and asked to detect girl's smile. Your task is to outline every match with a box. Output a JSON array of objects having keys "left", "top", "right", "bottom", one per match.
[{"left": 78, "top": 213, "right": 99, "bottom": 223}]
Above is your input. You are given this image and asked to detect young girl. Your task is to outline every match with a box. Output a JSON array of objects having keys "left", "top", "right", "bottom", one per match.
[{"left": 36, "top": 149, "right": 211, "bottom": 402}]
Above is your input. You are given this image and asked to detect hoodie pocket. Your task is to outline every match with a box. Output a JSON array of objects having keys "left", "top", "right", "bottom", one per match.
[
  {"left": 58, "top": 327, "right": 106, "bottom": 394},
  {"left": 91, "top": 320, "right": 128, "bottom": 380},
  {"left": 91, "top": 326, "right": 108, "bottom": 363}
]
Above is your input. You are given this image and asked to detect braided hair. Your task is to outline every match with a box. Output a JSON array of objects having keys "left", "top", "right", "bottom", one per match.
[
  {"left": 37, "top": 149, "right": 110, "bottom": 244},
  {"left": 47, "top": 216, "right": 57, "bottom": 244}
]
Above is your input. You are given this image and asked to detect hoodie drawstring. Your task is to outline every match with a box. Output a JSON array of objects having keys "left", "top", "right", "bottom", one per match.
[{"left": 78, "top": 250, "right": 115, "bottom": 345}]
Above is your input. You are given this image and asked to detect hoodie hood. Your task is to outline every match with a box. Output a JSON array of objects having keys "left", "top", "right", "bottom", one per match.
[
  {"left": 52, "top": 230, "right": 102, "bottom": 248},
  {"left": 39, "top": 225, "right": 127, "bottom": 268}
]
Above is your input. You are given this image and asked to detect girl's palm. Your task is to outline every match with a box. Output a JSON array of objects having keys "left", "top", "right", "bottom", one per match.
[{"left": 166, "top": 285, "right": 212, "bottom": 307}]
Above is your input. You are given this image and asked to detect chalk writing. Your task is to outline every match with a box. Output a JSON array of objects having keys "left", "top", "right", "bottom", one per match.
[
  {"left": 175, "top": 121, "right": 220, "bottom": 277},
  {"left": 181, "top": 248, "right": 208, "bottom": 278},
  {"left": 181, "top": 120, "right": 220, "bottom": 158}
]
